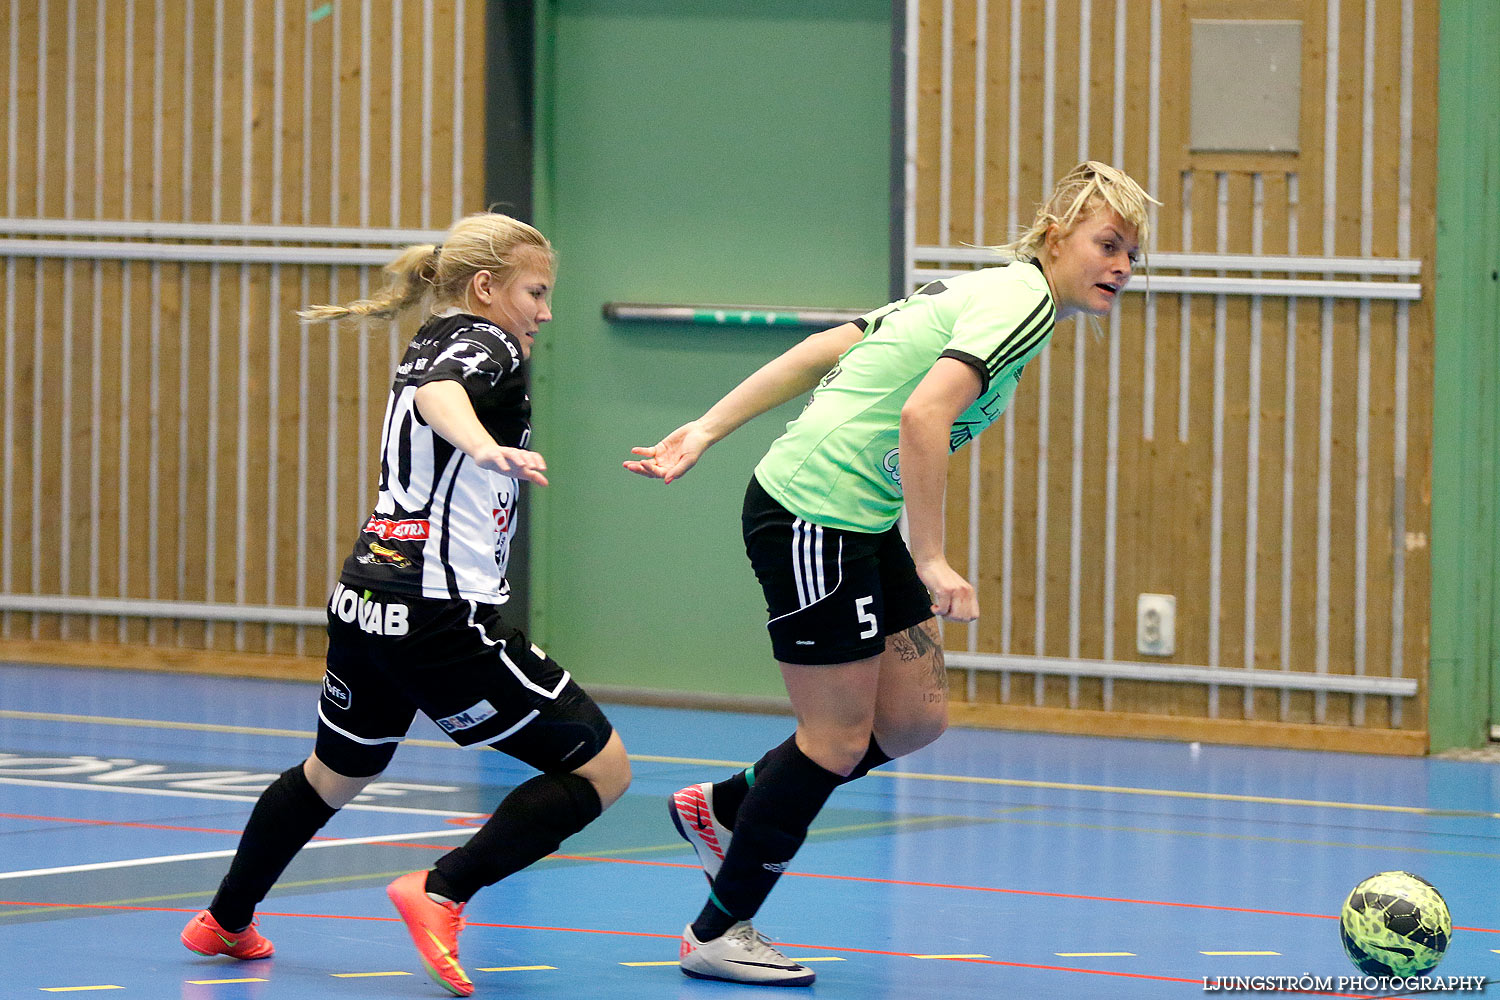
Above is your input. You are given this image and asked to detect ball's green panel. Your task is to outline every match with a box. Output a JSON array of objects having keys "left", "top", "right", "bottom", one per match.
[{"left": 1338, "top": 871, "right": 1452, "bottom": 977}]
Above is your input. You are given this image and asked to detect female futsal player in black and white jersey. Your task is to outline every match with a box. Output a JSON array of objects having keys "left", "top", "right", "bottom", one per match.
[{"left": 180, "top": 213, "right": 630, "bottom": 997}]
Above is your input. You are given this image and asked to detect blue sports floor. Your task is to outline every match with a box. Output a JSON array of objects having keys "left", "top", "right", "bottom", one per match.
[{"left": 2, "top": 661, "right": 1499, "bottom": 998}]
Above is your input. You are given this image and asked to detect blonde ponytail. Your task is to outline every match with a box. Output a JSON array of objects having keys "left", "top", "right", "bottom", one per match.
[
  {"left": 298, "top": 213, "right": 555, "bottom": 324},
  {"left": 297, "top": 244, "right": 442, "bottom": 322}
]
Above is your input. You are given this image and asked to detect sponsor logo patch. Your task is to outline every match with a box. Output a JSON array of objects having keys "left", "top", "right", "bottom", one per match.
[
  {"left": 436, "top": 700, "right": 499, "bottom": 734},
  {"left": 322, "top": 669, "right": 351, "bottom": 710},
  {"left": 363, "top": 516, "right": 430, "bottom": 541},
  {"left": 882, "top": 447, "right": 901, "bottom": 484},
  {"left": 329, "top": 582, "right": 411, "bottom": 636},
  {"left": 360, "top": 542, "right": 413, "bottom": 568}
]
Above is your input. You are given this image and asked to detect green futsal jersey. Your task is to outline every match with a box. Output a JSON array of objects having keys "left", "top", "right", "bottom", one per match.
[{"left": 754, "top": 259, "right": 1056, "bottom": 533}]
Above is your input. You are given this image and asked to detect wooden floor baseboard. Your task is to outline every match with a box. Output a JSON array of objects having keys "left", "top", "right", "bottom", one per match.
[
  {"left": 948, "top": 701, "right": 1429, "bottom": 756},
  {"left": 0, "top": 639, "right": 324, "bottom": 682}
]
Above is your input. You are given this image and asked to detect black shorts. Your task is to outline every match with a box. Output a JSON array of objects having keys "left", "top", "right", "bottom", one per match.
[
  {"left": 742, "top": 475, "right": 933, "bottom": 665},
  {"left": 315, "top": 581, "right": 613, "bottom": 777}
]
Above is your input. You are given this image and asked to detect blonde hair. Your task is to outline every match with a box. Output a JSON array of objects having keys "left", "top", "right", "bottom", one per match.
[
  {"left": 992, "top": 160, "right": 1160, "bottom": 263},
  {"left": 298, "top": 212, "right": 556, "bottom": 323}
]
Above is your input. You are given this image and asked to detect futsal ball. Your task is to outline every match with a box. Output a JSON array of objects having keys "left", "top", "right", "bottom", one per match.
[{"left": 1338, "top": 871, "right": 1451, "bottom": 977}]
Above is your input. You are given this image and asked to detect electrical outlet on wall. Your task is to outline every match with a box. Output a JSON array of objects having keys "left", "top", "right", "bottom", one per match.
[{"left": 1137, "top": 594, "right": 1175, "bottom": 657}]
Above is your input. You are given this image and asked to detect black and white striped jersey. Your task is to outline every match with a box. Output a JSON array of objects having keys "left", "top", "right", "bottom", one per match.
[{"left": 338, "top": 311, "right": 531, "bottom": 603}]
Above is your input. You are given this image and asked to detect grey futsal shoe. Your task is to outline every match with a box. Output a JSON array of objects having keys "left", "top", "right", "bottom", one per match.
[{"left": 679, "top": 920, "right": 816, "bottom": 987}]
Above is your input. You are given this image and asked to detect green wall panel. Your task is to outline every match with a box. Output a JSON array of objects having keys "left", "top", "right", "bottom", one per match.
[
  {"left": 529, "top": 1, "right": 892, "bottom": 696},
  {"left": 1430, "top": 0, "right": 1500, "bottom": 749}
]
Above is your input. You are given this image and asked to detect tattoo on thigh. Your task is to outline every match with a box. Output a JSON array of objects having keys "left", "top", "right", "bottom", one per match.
[
  {"left": 893, "top": 622, "right": 940, "bottom": 661},
  {"left": 894, "top": 621, "right": 948, "bottom": 693}
]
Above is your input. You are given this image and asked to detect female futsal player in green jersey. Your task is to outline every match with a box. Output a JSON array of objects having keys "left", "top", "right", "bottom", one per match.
[{"left": 626, "top": 161, "right": 1157, "bottom": 986}]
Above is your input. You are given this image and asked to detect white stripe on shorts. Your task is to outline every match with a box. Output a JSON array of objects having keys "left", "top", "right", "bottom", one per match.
[
  {"left": 468, "top": 708, "right": 540, "bottom": 748},
  {"left": 793, "top": 519, "right": 824, "bottom": 607},
  {"left": 768, "top": 531, "right": 846, "bottom": 626},
  {"left": 466, "top": 600, "right": 571, "bottom": 700},
  {"left": 317, "top": 703, "right": 406, "bottom": 746},
  {"left": 792, "top": 521, "right": 816, "bottom": 605}
]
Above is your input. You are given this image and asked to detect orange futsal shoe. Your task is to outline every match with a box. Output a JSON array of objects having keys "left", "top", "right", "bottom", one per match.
[
  {"left": 180, "top": 909, "right": 275, "bottom": 960},
  {"left": 387, "top": 870, "right": 474, "bottom": 997}
]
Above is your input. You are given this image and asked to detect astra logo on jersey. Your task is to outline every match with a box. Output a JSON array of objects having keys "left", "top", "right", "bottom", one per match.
[
  {"left": 322, "top": 669, "right": 352, "bottom": 710},
  {"left": 363, "top": 516, "right": 430, "bottom": 540},
  {"left": 329, "top": 582, "right": 410, "bottom": 636},
  {"left": 436, "top": 699, "right": 498, "bottom": 734}
]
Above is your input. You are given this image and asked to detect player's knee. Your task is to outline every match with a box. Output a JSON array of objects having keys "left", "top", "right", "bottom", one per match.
[
  {"left": 796, "top": 730, "right": 871, "bottom": 777},
  {"left": 575, "top": 730, "right": 631, "bottom": 809},
  {"left": 303, "top": 752, "right": 380, "bottom": 809},
  {"left": 912, "top": 703, "right": 949, "bottom": 750},
  {"left": 875, "top": 702, "right": 948, "bottom": 759}
]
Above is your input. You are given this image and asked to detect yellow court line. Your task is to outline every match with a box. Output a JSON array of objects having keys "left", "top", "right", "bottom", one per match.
[
  {"left": 0, "top": 709, "right": 321, "bottom": 740},
  {"left": 914, "top": 953, "right": 989, "bottom": 959},
  {"left": 558, "top": 814, "right": 994, "bottom": 867},
  {"left": 1201, "top": 951, "right": 1281, "bottom": 956},
  {"left": 1055, "top": 952, "right": 1136, "bottom": 957},
  {"left": 882, "top": 767, "right": 1488, "bottom": 818},
  {"left": 474, "top": 965, "right": 557, "bottom": 972},
  {"left": 978, "top": 813, "right": 1500, "bottom": 861},
  {"left": 185, "top": 979, "right": 268, "bottom": 985},
  {"left": 330, "top": 971, "right": 412, "bottom": 978},
  {"left": 39, "top": 989, "right": 123, "bottom": 994},
  {"left": 0, "top": 708, "right": 1486, "bottom": 819},
  {"left": 620, "top": 961, "right": 681, "bottom": 967}
]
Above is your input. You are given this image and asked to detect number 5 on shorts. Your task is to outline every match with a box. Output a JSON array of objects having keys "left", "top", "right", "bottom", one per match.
[{"left": 855, "top": 596, "right": 877, "bottom": 639}]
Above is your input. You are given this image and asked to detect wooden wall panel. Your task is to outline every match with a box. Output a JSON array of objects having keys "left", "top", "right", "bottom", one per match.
[
  {"left": 917, "top": 0, "right": 1437, "bottom": 749},
  {"left": 0, "top": 0, "right": 489, "bottom": 667}
]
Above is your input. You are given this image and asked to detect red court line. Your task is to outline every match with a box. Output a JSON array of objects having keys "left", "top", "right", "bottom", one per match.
[
  {"left": 0, "top": 812, "right": 251, "bottom": 836},
  {"left": 8, "top": 825, "right": 1495, "bottom": 937},
  {"left": 0, "top": 900, "right": 1381, "bottom": 995},
  {"left": 549, "top": 855, "right": 1500, "bottom": 933}
]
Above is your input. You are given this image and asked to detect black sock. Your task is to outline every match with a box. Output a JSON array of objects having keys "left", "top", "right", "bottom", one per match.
[
  {"left": 209, "top": 763, "right": 338, "bottom": 931},
  {"left": 428, "top": 772, "right": 601, "bottom": 904},
  {"left": 710, "top": 735, "right": 892, "bottom": 830},
  {"left": 844, "top": 736, "right": 893, "bottom": 782},
  {"left": 692, "top": 738, "right": 842, "bottom": 941}
]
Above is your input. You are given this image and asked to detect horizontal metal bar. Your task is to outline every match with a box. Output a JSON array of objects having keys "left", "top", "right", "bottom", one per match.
[
  {"left": 945, "top": 652, "right": 1418, "bottom": 697},
  {"left": 0, "top": 239, "right": 405, "bottom": 266},
  {"left": 604, "top": 302, "right": 865, "bottom": 329},
  {"left": 911, "top": 269, "right": 1422, "bottom": 300},
  {"left": 0, "top": 217, "right": 446, "bottom": 245},
  {"left": 914, "top": 245, "right": 1423, "bottom": 276},
  {"left": 0, "top": 594, "right": 326, "bottom": 626}
]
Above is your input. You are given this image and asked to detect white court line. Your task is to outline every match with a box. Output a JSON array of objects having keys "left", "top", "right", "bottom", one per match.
[
  {"left": 0, "top": 776, "right": 484, "bottom": 820},
  {"left": 0, "top": 825, "right": 473, "bottom": 880}
]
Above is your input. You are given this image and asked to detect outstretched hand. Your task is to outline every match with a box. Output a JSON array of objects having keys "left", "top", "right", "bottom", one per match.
[
  {"left": 474, "top": 444, "right": 549, "bottom": 486},
  {"left": 624, "top": 421, "right": 713, "bottom": 484}
]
